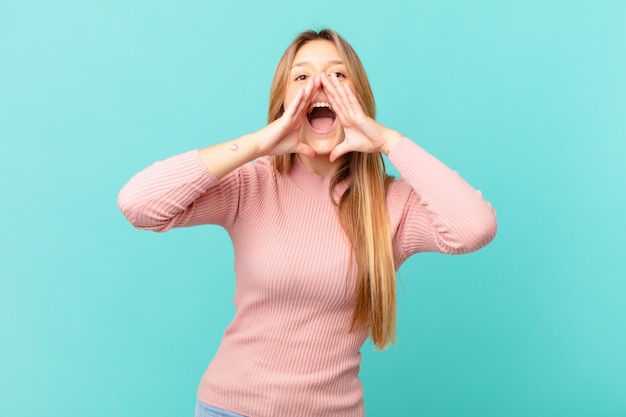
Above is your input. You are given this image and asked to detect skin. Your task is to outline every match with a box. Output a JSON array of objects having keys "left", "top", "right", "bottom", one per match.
[{"left": 199, "top": 39, "right": 403, "bottom": 179}]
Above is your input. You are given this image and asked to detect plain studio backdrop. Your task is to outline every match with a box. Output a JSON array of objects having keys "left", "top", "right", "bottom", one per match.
[{"left": 1, "top": 1, "right": 625, "bottom": 416}]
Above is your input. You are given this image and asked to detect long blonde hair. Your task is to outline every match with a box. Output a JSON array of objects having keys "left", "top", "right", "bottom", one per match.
[{"left": 268, "top": 29, "right": 396, "bottom": 349}]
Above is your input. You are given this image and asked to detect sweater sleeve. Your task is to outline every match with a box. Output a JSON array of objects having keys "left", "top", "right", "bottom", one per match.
[
  {"left": 117, "top": 150, "right": 243, "bottom": 232},
  {"left": 387, "top": 138, "right": 497, "bottom": 261}
]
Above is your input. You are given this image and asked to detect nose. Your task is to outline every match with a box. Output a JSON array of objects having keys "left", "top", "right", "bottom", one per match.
[{"left": 316, "top": 74, "right": 324, "bottom": 89}]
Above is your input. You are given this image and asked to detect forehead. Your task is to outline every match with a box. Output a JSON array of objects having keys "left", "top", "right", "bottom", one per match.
[{"left": 293, "top": 39, "right": 343, "bottom": 65}]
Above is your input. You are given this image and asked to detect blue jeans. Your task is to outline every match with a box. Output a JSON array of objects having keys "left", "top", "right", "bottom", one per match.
[{"left": 194, "top": 400, "right": 247, "bottom": 417}]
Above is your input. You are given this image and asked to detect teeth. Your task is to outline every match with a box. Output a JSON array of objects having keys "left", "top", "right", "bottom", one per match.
[{"left": 309, "top": 101, "right": 332, "bottom": 112}]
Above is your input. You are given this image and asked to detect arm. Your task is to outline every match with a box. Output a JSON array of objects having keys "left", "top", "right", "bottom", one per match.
[
  {"left": 117, "top": 150, "right": 233, "bottom": 232},
  {"left": 198, "top": 75, "right": 319, "bottom": 179},
  {"left": 387, "top": 138, "right": 497, "bottom": 257},
  {"left": 118, "top": 76, "right": 322, "bottom": 231},
  {"left": 321, "top": 74, "right": 497, "bottom": 257}
]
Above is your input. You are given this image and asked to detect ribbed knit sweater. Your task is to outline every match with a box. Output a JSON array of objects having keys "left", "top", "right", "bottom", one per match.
[{"left": 118, "top": 138, "right": 497, "bottom": 417}]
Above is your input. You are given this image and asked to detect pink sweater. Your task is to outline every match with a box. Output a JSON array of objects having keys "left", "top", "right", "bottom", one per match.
[{"left": 118, "top": 138, "right": 497, "bottom": 417}]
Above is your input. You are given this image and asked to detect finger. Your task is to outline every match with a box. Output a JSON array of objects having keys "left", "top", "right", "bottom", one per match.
[
  {"left": 312, "top": 74, "right": 322, "bottom": 93},
  {"left": 331, "top": 77, "right": 365, "bottom": 121},
  {"left": 329, "top": 74, "right": 350, "bottom": 102},
  {"left": 329, "top": 141, "right": 352, "bottom": 163},
  {"left": 332, "top": 77, "right": 360, "bottom": 118},
  {"left": 342, "top": 82, "right": 362, "bottom": 111},
  {"left": 322, "top": 75, "right": 349, "bottom": 121},
  {"left": 294, "top": 77, "right": 315, "bottom": 119},
  {"left": 302, "top": 75, "right": 320, "bottom": 110},
  {"left": 294, "top": 76, "right": 320, "bottom": 121},
  {"left": 321, "top": 74, "right": 343, "bottom": 104},
  {"left": 283, "top": 82, "right": 308, "bottom": 119},
  {"left": 320, "top": 72, "right": 335, "bottom": 92}
]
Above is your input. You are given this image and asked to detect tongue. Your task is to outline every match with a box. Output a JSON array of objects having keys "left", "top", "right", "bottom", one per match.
[
  {"left": 309, "top": 107, "right": 335, "bottom": 131},
  {"left": 311, "top": 116, "right": 334, "bottom": 131}
]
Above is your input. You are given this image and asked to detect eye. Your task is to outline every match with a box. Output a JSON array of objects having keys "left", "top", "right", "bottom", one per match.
[
  {"left": 294, "top": 74, "right": 309, "bottom": 82},
  {"left": 330, "top": 71, "right": 346, "bottom": 79}
]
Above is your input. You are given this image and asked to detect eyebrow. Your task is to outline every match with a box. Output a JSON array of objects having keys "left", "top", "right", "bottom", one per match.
[{"left": 291, "top": 60, "right": 344, "bottom": 68}]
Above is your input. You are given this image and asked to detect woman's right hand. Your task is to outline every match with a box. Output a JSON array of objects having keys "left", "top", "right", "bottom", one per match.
[
  {"left": 198, "top": 76, "right": 319, "bottom": 179},
  {"left": 254, "top": 76, "right": 319, "bottom": 159}
]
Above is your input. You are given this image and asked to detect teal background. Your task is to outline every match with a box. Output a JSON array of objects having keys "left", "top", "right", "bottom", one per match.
[{"left": 1, "top": 0, "right": 625, "bottom": 416}]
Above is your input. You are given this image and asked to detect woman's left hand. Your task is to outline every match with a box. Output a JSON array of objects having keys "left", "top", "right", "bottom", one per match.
[{"left": 321, "top": 74, "right": 403, "bottom": 162}]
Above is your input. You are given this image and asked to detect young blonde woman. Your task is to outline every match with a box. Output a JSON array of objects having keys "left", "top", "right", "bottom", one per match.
[{"left": 118, "top": 29, "right": 497, "bottom": 417}]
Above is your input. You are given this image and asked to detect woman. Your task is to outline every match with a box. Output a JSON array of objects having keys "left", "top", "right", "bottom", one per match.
[{"left": 118, "top": 29, "right": 497, "bottom": 417}]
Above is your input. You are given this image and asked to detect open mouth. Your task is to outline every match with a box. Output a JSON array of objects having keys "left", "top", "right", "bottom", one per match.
[{"left": 307, "top": 101, "right": 336, "bottom": 134}]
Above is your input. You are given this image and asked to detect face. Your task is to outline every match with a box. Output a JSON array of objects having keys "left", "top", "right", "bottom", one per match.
[{"left": 284, "top": 40, "right": 354, "bottom": 156}]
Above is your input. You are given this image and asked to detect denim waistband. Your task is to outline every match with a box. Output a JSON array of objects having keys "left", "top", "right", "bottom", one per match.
[{"left": 194, "top": 400, "right": 247, "bottom": 417}]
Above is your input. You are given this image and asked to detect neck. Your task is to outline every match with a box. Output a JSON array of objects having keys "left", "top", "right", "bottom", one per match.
[{"left": 296, "top": 154, "right": 342, "bottom": 179}]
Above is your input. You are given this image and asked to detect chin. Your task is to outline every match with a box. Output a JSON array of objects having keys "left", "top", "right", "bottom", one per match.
[{"left": 301, "top": 121, "right": 344, "bottom": 156}]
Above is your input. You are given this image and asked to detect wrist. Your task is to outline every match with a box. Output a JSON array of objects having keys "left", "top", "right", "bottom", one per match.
[
  {"left": 249, "top": 129, "right": 272, "bottom": 158},
  {"left": 380, "top": 129, "right": 403, "bottom": 155}
]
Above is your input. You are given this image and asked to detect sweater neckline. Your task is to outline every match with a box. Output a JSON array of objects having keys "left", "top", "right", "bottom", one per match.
[{"left": 287, "top": 156, "right": 350, "bottom": 200}]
